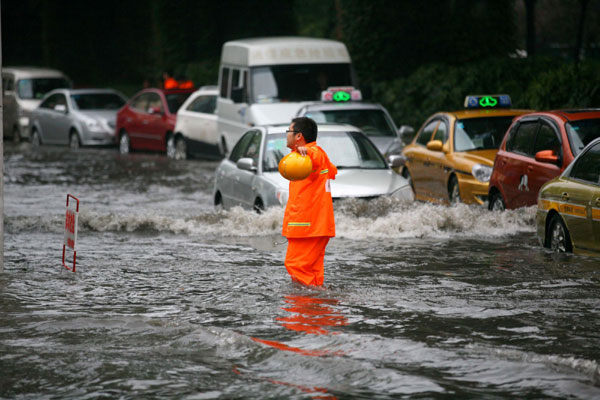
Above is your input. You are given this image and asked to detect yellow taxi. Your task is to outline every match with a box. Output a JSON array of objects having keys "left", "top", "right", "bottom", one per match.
[{"left": 399, "top": 95, "right": 531, "bottom": 205}]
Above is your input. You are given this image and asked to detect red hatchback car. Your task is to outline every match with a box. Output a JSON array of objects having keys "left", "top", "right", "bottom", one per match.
[
  {"left": 115, "top": 88, "right": 194, "bottom": 154},
  {"left": 488, "top": 109, "right": 600, "bottom": 210}
]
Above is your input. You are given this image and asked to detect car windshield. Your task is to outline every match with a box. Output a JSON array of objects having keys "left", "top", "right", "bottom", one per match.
[
  {"left": 70, "top": 93, "right": 125, "bottom": 110},
  {"left": 263, "top": 131, "right": 387, "bottom": 172},
  {"left": 304, "top": 109, "right": 396, "bottom": 137},
  {"left": 566, "top": 118, "right": 600, "bottom": 156},
  {"left": 17, "top": 78, "right": 70, "bottom": 100},
  {"left": 165, "top": 92, "right": 192, "bottom": 114},
  {"left": 251, "top": 63, "right": 353, "bottom": 103},
  {"left": 454, "top": 116, "right": 515, "bottom": 152}
]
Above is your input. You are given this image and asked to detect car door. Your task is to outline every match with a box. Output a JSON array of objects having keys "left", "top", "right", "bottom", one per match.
[
  {"left": 407, "top": 120, "right": 438, "bottom": 200},
  {"left": 142, "top": 92, "right": 166, "bottom": 150},
  {"left": 51, "top": 93, "right": 72, "bottom": 145},
  {"left": 427, "top": 119, "right": 450, "bottom": 201},
  {"left": 184, "top": 94, "right": 218, "bottom": 149},
  {"left": 218, "top": 130, "right": 258, "bottom": 207},
  {"left": 235, "top": 130, "right": 263, "bottom": 209},
  {"left": 35, "top": 94, "right": 59, "bottom": 142},
  {"left": 527, "top": 119, "right": 563, "bottom": 204},
  {"left": 125, "top": 93, "right": 149, "bottom": 150},
  {"left": 567, "top": 141, "right": 600, "bottom": 252},
  {"left": 501, "top": 119, "right": 539, "bottom": 208},
  {"left": 3, "top": 74, "right": 16, "bottom": 134}
]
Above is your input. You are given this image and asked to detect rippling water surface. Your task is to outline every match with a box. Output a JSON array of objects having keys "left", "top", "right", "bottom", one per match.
[{"left": 2, "top": 143, "right": 600, "bottom": 399}]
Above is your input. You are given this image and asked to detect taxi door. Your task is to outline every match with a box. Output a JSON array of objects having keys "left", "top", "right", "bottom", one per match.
[
  {"left": 408, "top": 120, "right": 438, "bottom": 200},
  {"left": 563, "top": 143, "right": 600, "bottom": 252},
  {"left": 502, "top": 119, "right": 539, "bottom": 208},
  {"left": 525, "top": 120, "right": 562, "bottom": 205},
  {"left": 142, "top": 93, "right": 167, "bottom": 151},
  {"left": 426, "top": 119, "right": 450, "bottom": 201},
  {"left": 593, "top": 188, "right": 600, "bottom": 253}
]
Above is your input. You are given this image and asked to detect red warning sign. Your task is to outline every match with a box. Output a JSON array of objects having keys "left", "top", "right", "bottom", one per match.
[{"left": 62, "top": 194, "right": 79, "bottom": 272}]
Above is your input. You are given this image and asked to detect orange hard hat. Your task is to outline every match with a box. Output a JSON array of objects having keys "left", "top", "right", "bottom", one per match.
[{"left": 279, "top": 152, "right": 313, "bottom": 181}]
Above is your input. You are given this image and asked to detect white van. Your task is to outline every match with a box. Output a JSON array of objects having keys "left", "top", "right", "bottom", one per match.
[
  {"left": 2, "top": 66, "right": 71, "bottom": 142},
  {"left": 216, "top": 37, "right": 356, "bottom": 154}
]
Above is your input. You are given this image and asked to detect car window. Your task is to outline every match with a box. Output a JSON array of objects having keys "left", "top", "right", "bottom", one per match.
[
  {"left": 263, "top": 135, "right": 290, "bottom": 171},
  {"left": 416, "top": 120, "right": 438, "bottom": 146},
  {"left": 147, "top": 93, "right": 163, "bottom": 113},
  {"left": 40, "top": 93, "right": 67, "bottom": 111},
  {"left": 17, "top": 78, "right": 70, "bottom": 100},
  {"left": 71, "top": 93, "right": 125, "bottom": 110},
  {"left": 569, "top": 142, "right": 600, "bottom": 184},
  {"left": 4, "top": 76, "right": 14, "bottom": 92},
  {"left": 534, "top": 122, "right": 561, "bottom": 155},
  {"left": 304, "top": 108, "right": 396, "bottom": 137},
  {"left": 131, "top": 94, "right": 149, "bottom": 112},
  {"left": 187, "top": 95, "right": 216, "bottom": 114},
  {"left": 454, "top": 116, "right": 514, "bottom": 152},
  {"left": 220, "top": 67, "right": 230, "bottom": 98},
  {"left": 165, "top": 92, "right": 192, "bottom": 114},
  {"left": 566, "top": 118, "right": 600, "bottom": 156},
  {"left": 230, "top": 130, "right": 258, "bottom": 163},
  {"left": 243, "top": 129, "right": 262, "bottom": 164},
  {"left": 507, "top": 121, "right": 538, "bottom": 156},
  {"left": 433, "top": 120, "right": 448, "bottom": 142}
]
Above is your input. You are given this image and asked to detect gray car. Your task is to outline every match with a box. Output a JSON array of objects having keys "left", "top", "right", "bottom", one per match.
[
  {"left": 30, "top": 88, "right": 126, "bottom": 148},
  {"left": 213, "top": 123, "right": 414, "bottom": 211},
  {"left": 296, "top": 102, "right": 414, "bottom": 158}
]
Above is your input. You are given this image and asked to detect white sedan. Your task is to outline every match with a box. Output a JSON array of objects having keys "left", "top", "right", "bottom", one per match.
[
  {"left": 213, "top": 123, "right": 414, "bottom": 211},
  {"left": 168, "top": 85, "right": 220, "bottom": 160}
]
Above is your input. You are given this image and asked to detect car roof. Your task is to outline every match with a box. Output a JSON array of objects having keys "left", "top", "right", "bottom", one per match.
[
  {"left": 221, "top": 36, "right": 351, "bottom": 66},
  {"left": 191, "top": 86, "right": 218, "bottom": 96},
  {"left": 2, "top": 66, "right": 68, "bottom": 79},
  {"left": 300, "top": 102, "right": 383, "bottom": 112},
  {"left": 445, "top": 109, "right": 533, "bottom": 119},
  {"left": 264, "top": 122, "right": 360, "bottom": 135},
  {"left": 519, "top": 109, "right": 600, "bottom": 122}
]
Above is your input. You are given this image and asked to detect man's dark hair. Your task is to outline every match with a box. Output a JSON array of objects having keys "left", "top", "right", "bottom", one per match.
[{"left": 292, "top": 117, "right": 318, "bottom": 143}]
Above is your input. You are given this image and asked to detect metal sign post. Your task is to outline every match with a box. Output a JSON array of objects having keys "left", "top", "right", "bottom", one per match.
[{"left": 62, "top": 194, "right": 79, "bottom": 272}]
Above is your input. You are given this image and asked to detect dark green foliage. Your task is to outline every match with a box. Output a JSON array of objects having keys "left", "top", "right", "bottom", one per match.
[{"left": 372, "top": 57, "right": 600, "bottom": 129}]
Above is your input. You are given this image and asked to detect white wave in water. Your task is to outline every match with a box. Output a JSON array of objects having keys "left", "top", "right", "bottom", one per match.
[{"left": 6, "top": 198, "right": 537, "bottom": 239}]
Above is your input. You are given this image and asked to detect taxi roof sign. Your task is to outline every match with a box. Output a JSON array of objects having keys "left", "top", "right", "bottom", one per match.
[
  {"left": 464, "top": 94, "right": 511, "bottom": 109},
  {"left": 321, "top": 86, "right": 362, "bottom": 102}
]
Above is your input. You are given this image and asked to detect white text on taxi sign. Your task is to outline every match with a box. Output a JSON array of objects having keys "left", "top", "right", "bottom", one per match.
[{"left": 62, "top": 194, "right": 80, "bottom": 272}]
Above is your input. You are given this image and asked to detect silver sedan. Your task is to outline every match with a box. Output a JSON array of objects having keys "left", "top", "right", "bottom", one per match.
[
  {"left": 30, "top": 88, "right": 126, "bottom": 148},
  {"left": 213, "top": 123, "right": 414, "bottom": 211}
]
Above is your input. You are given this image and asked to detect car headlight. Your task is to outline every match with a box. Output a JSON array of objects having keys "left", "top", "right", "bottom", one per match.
[
  {"left": 86, "top": 119, "right": 104, "bottom": 132},
  {"left": 276, "top": 188, "right": 288, "bottom": 205},
  {"left": 19, "top": 116, "right": 30, "bottom": 127},
  {"left": 472, "top": 164, "right": 492, "bottom": 182}
]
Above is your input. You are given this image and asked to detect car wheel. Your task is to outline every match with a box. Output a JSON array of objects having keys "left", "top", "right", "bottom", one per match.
[
  {"left": 448, "top": 176, "right": 461, "bottom": 204},
  {"left": 547, "top": 214, "right": 573, "bottom": 253},
  {"left": 489, "top": 192, "right": 505, "bottom": 211},
  {"left": 402, "top": 168, "right": 415, "bottom": 194},
  {"left": 253, "top": 198, "right": 264, "bottom": 214},
  {"left": 31, "top": 129, "right": 41, "bottom": 147},
  {"left": 168, "top": 136, "right": 187, "bottom": 160},
  {"left": 12, "top": 126, "right": 21, "bottom": 143},
  {"left": 214, "top": 191, "right": 224, "bottom": 211},
  {"left": 166, "top": 136, "right": 176, "bottom": 158},
  {"left": 69, "top": 131, "right": 81, "bottom": 149},
  {"left": 119, "top": 131, "right": 130, "bottom": 154}
]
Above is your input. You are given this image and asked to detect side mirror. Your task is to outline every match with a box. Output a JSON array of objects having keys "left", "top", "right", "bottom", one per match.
[
  {"left": 398, "top": 125, "right": 415, "bottom": 143},
  {"left": 535, "top": 150, "right": 559, "bottom": 164},
  {"left": 388, "top": 154, "right": 406, "bottom": 168},
  {"left": 54, "top": 104, "right": 67, "bottom": 113},
  {"left": 148, "top": 106, "right": 163, "bottom": 115},
  {"left": 426, "top": 140, "right": 443, "bottom": 152},
  {"left": 236, "top": 157, "right": 256, "bottom": 172}
]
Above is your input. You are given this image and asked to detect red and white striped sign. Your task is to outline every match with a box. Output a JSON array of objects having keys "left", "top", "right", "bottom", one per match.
[{"left": 62, "top": 194, "right": 79, "bottom": 272}]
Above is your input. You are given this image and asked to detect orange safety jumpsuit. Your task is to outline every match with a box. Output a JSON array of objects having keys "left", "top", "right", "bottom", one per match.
[{"left": 282, "top": 142, "right": 337, "bottom": 286}]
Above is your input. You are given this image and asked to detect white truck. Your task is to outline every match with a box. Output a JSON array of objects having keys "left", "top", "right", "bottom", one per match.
[{"left": 216, "top": 37, "right": 357, "bottom": 154}]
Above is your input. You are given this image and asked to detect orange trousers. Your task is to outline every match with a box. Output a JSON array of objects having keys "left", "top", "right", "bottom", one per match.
[{"left": 285, "top": 237, "right": 330, "bottom": 286}]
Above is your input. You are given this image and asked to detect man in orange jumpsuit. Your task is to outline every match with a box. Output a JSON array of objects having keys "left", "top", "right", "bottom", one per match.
[{"left": 282, "top": 117, "right": 337, "bottom": 286}]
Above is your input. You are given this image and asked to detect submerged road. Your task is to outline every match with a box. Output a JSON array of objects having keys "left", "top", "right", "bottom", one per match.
[{"left": 2, "top": 143, "right": 599, "bottom": 399}]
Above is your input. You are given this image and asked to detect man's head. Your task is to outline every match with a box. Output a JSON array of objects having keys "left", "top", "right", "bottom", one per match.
[{"left": 288, "top": 117, "right": 318, "bottom": 147}]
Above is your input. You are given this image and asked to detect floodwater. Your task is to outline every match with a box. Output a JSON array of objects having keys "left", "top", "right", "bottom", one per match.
[{"left": 2, "top": 143, "right": 600, "bottom": 399}]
